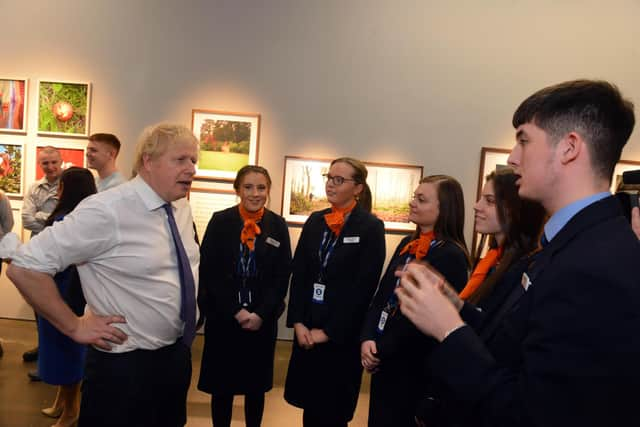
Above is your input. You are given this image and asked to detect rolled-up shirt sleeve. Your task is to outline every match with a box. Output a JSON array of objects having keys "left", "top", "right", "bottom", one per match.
[{"left": 12, "top": 196, "right": 117, "bottom": 275}]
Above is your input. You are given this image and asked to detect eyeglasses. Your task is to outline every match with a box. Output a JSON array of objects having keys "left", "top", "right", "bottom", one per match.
[{"left": 323, "top": 174, "right": 356, "bottom": 186}]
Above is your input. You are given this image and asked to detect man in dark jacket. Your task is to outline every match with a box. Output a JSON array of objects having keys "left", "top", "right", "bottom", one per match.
[{"left": 396, "top": 80, "right": 640, "bottom": 427}]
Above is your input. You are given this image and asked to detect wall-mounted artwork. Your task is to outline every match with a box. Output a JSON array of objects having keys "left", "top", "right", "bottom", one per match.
[
  {"left": 35, "top": 145, "right": 86, "bottom": 180},
  {"left": 281, "top": 156, "right": 423, "bottom": 232},
  {"left": 188, "top": 188, "right": 239, "bottom": 241},
  {"left": 192, "top": 109, "right": 260, "bottom": 181},
  {"left": 0, "top": 143, "right": 24, "bottom": 196},
  {"left": 611, "top": 160, "right": 640, "bottom": 193},
  {"left": 38, "top": 80, "right": 91, "bottom": 137},
  {"left": 0, "top": 79, "right": 27, "bottom": 133}
]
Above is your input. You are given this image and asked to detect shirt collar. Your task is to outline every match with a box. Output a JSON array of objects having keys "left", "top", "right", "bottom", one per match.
[
  {"left": 37, "top": 176, "right": 60, "bottom": 188},
  {"left": 131, "top": 175, "right": 169, "bottom": 211},
  {"left": 544, "top": 192, "right": 610, "bottom": 241}
]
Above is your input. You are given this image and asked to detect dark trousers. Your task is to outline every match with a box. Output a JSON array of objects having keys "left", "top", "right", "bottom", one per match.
[{"left": 78, "top": 341, "right": 192, "bottom": 427}]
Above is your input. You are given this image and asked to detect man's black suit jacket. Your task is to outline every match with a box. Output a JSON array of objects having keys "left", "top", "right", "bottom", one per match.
[{"left": 429, "top": 196, "right": 640, "bottom": 427}]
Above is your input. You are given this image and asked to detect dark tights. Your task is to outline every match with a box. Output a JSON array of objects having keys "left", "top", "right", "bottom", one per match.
[{"left": 211, "top": 394, "right": 265, "bottom": 427}]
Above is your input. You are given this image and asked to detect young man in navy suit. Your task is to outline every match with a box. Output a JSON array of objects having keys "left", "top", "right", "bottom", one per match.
[{"left": 396, "top": 80, "right": 640, "bottom": 426}]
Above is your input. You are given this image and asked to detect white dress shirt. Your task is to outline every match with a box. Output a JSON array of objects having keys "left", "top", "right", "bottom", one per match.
[{"left": 11, "top": 175, "right": 200, "bottom": 352}]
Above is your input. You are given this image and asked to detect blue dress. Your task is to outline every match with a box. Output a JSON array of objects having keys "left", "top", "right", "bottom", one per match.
[{"left": 37, "top": 242, "right": 87, "bottom": 385}]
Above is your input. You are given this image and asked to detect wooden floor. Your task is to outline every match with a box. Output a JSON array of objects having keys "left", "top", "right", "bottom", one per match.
[{"left": 0, "top": 318, "right": 371, "bottom": 427}]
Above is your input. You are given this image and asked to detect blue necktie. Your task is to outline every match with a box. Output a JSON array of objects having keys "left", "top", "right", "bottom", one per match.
[{"left": 163, "top": 203, "right": 196, "bottom": 347}]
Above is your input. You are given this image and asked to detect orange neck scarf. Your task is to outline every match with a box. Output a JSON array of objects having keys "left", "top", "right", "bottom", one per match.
[
  {"left": 399, "top": 231, "right": 436, "bottom": 261},
  {"left": 459, "top": 246, "right": 504, "bottom": 300},
  {"left": 324, "top": 200, "right": 357, "bottom": 236},
  {"left": 239, "top": 204, "right": 264, "bottom": 251}
]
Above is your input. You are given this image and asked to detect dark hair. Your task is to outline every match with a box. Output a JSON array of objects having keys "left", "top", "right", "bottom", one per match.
[
  {"left": 512, "top": 79, "right": 635, "bottom": 182},
  {"left": 467, "top": 168, "right": 546, "bottom": 304},
  {"left": 412, "top": 175, "right": 470, "bottom": 266},
  {"left": 233, "top": 165, "right": 272, "bottom": 192},
  {"left": 45, "top": 167, "right": 97, "bottom": 226},
  {"left": 330, "top": 157, "right": 372, "bottom": 212},
  {"left": 89, "top": 133, "right": 121, "bottom": 156}
]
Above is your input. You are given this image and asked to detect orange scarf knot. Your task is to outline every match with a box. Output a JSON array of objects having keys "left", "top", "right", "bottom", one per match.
[
  {"left": 239, "top": 204, "right": 264, "bottom": 251},
  {"left": 324, "top": 200, "right": 357, "bottom": 236},
  {"left": 459, "top": 246, "right": 504, "bottom": 300},
  {"left": 399, "top": 231, "right": 436, "bottom": 261}
]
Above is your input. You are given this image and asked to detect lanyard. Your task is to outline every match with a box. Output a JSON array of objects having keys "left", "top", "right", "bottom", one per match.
[
  {"left": 237, "top": 243, "right": 257, "bottom": 281},
  {"left": 317, "top": 230, "right": 339, "bottom": 283},
  {"left": 381, "top": 240, "right": 441, "bottom": 320}
]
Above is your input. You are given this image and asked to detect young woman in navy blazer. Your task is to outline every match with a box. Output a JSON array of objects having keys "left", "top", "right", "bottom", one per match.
[
  {"left": 285, "top": 157, "right": 386, "bottom": 427},
  {"left": 198, "top": 166, "right": 292, "bottom": 427},
  {"left": 360, "top": 175, "right": 470, "bottom": 427},
  {"left": 414, "top": 168, "right": 545, "bottom": 426}
]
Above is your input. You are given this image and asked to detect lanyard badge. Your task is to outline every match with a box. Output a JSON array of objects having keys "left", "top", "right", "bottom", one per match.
[
  {"left": 376, "top": 253, "right": 416, "bottom": 334},
  {"left": 238, "top": 243, "right": 256, "bottom": 307},
  {"left": 313, "top": 230, "right": 338, "bottom": 304}
]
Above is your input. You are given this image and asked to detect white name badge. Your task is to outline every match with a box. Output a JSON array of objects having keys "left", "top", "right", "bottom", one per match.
[
  {"left": 266, "top": 237, "right": 281, "bottom": 248},
  {"left": 343, "top": 236, "right": 360, "bottom": 244},
  {"left": 377, "top": 311, "right": 389, "bottom": 332},
  {"left": 313, "top": 283, "right": 326, "bottom": 303},
  {"left": 521, "top": 272, "right": 532, "bottom": 291}
]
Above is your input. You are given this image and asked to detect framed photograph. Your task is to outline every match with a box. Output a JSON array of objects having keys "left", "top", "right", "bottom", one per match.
[
  {"left": 281, "top": 156, "right": 423, "bottom": 232},
  {"left": 0, "top": 142, "right": 25, "bottom": 196},
  {"left": 612, "top": 159, "right": 640, "bottom": 192},
  {"left": 38, "top": 80, "right": 91, "bottom": 137},
  {"left": 188, "top": 188, "right": 239, "bottom": 240},
  {"left": 0, "top": 78, "right": 27, "bottom": 133},
  {"left": 35, "top": 145, "right": 86, "bottom": 181},
  {"left": 191, "top": 109, "right": 260, "bottom": 181}
]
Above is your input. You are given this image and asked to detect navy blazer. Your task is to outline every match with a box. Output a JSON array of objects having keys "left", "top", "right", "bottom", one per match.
[{"left": 428, "top": 196, "right": 640, "bottom": 427}]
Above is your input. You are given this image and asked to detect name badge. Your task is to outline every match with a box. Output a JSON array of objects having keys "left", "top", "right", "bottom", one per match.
[
  {"left": 521, "top": 272, "right": 532, "bottom": 291},
  {"left": 377, "top": 311, "right": 389, "bottom": 333},
  {"left": 266, "top": 237, "right": 281, "bottom": 248},
  {"left": 238, "top": 289, "right": 252, "bottom": 307},
  {"left": 343, "top": 236, "right": 360, "bottom": 244},
  {"left": 312, "top": 283, "right": 326, "bottom": 304}
]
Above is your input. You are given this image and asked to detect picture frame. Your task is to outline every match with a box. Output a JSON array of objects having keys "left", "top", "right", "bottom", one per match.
[
  {"left": 281, "top": 156, "right": 423, "bottom": 232},
  {"left": 0, "top": 78, "right": 28, "bottom": 134},
  {"left": 191, "top": 109, "right": 261, "bottom": 181},
  {"left": 35, "top": 144, "right": 86, "bottom": 181},
  {"left": 611, "top": 159, "right": 640, "bottom": 192},
  {"left": 37, "top": 80, "right": 91, "bottom": 137},
  {"left": 0, "top": 142, "right": 25, "bottom": 197},
  {"left": 188, "top": 188, "right": 239, "bottom": 240}
]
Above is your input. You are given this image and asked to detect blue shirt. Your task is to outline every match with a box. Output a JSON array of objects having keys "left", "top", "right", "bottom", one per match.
[{"left": 544, "top": 192, "right": 610, "bottom": 241}]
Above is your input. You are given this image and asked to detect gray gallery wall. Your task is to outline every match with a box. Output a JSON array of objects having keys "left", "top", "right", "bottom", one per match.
[{"left": 1, "top": 0, "right": 639, "bottom": 333}]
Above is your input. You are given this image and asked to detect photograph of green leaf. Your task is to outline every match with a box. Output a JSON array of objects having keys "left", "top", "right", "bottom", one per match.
[{"left": 38, "top": 81, "right": 90, "bottom": 136}]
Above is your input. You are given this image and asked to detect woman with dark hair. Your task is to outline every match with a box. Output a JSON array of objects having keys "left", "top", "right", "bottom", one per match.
[
  {"left": 414, "top": 168, "right": 546, "bottom": 427},
  {"left": 198, "top": 165, "right": 291, "bottom": 427},
  {"left": 457, "top": 168, "right": 545, "bottom": 326},
  {"left": 360, "top": 174, "right": 470, "bottom": 427},
  {"left": 285, "top": 157, "right": 386, "bottom": 427},
  {"left": 39, "top": 167, "right": 96, "bottom": 427}
]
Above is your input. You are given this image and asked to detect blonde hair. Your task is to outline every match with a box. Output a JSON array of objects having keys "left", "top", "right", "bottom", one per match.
[{"left": 132, "top": 123, "right": 199, "bottom": 175}]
